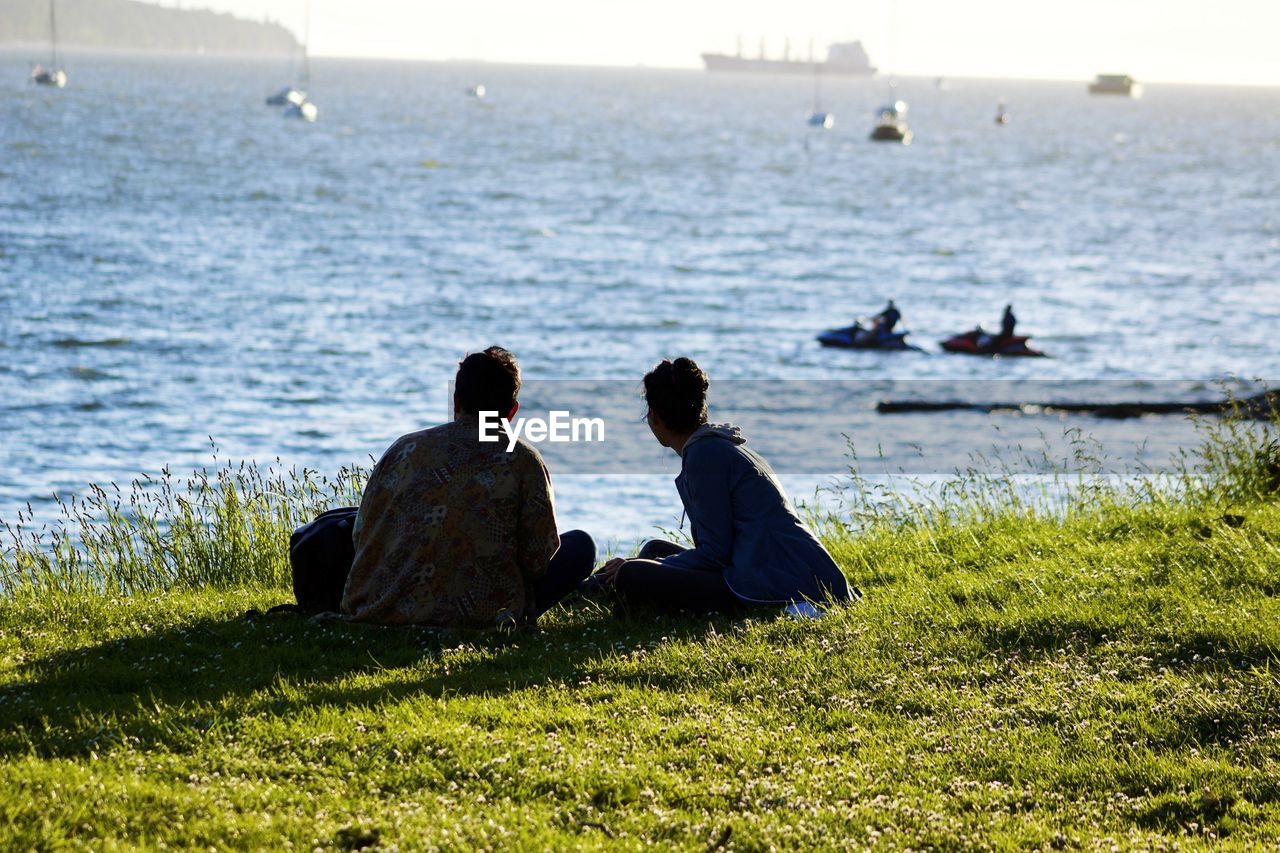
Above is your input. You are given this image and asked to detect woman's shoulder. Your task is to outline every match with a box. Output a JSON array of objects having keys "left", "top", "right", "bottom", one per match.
[
  {"left": 683, "top": 429, "right": 754, "bottom": 471},
  {"left": 683, "top": 424, "right": 746, "bottom": 453},
  {"left": 685, "top": 435, "right": 740, "bottom": 457},
  {"left": 686, "top": 428, "right": 783, "bottom": 484}
]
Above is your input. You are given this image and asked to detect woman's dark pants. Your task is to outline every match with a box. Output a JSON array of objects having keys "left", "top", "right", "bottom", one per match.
[{"left": 613, "top": 539, "right": 741, "bottom": 614}]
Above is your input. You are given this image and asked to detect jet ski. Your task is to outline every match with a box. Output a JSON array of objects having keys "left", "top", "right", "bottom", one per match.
[
  {"left": 940, "top": 328, "right": 1047, "bottom": 357},
  {"left": 818, "top": 323, "right": 921, "bottom": 351}
]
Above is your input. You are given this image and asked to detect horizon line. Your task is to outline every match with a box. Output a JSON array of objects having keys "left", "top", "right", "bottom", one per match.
[{"left": 3, "top": 45, "right": 1276, "bottom": 89}]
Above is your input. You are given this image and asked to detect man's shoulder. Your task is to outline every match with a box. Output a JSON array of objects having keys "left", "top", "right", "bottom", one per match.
[
  {"left": 509, "top": 436, "right": 550, "bottom": 472},
  {"left": 377, "top": 422, "right": 458, "bottom": 461},
  {"left": 381, "top": 422, "right": 550, "bottom": 474}
]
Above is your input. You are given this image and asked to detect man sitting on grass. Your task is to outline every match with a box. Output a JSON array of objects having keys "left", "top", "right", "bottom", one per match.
[{"left": 341, "top": 346, "right": 595, "bottom": 628}]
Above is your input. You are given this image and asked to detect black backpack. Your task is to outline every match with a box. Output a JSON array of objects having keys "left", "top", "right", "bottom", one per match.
[{"left": 288, "top": 506, "right": 359, "bottom": 613}]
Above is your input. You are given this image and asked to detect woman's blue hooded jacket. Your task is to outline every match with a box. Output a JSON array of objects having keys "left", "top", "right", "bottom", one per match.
[{"left": 660, "top": 423, "right": 852, "bottom": 605}]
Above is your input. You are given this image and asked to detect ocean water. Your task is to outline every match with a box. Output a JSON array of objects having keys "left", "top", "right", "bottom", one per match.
[{"left": 2, "top": 54, "right": 1279, "bottom": 545}]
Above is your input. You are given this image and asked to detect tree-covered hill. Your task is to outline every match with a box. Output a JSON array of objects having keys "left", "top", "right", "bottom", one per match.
[{"left": 0, "top": 0, "right": 298, "bottom": 55}]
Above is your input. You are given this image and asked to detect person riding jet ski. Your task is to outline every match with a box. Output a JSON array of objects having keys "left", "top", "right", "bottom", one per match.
[
  {"left": 856, "top": 300, "right": 901, "bottom": 343},
  {"left": 1000, "top": 304, "right": 1016, "bottom": 339}
]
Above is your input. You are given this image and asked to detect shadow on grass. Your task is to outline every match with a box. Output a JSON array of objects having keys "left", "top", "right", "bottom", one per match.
[
  {"left": 967, "top": 614, "right": 1277, "bottom": 672},
  {"left": 1, "top": 603, "right": 732, "bottom": 760}
]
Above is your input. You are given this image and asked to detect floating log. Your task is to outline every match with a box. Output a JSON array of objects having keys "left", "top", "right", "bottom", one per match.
[{"left": 876, "top": 392, "right": 1278, "bottom": 420}]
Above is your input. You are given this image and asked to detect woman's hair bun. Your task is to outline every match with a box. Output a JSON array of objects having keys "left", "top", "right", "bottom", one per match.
[{"left": 671, "top": 357, "right": 709, "bottom": 395}]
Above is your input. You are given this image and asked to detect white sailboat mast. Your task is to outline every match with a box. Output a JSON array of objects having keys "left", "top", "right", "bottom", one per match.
[
  {"left": 811, "top": 40, "right": 821, "bottom": 111},
  {"left": 49, "top": 0, "right": 60, "bottom": 69},
  {"left": 301, "top": 0, "right": 311, "bottom": 90}
]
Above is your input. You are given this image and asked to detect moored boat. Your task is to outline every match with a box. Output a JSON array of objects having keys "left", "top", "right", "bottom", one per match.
[
  {"left": 31, "top": 64, "right": 66, "bottom": 87},
  {"left": 1088, "top": 74, "right": 1143, "bottom": 97},
  {"left": 804, "top": 41, "right": 834, "bottom": 129},
  {"left": 281, "top": 0, "right": 318, "bottom": 122},
  {"left": 284, "top": 99, "right": 319, "bottom": 122},
  {"left": 30, "top": 0, "right": 67, "bottom": 88},
  {"left": 870, "top": 100, "right": 911, "bottom": 144},
  {"left": 266, "top": 86, "right": 306, "bottom": 107}
]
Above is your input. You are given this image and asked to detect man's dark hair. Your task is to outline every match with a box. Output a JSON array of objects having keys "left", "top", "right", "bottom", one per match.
[{"left": 455, "top": 346, "right": 521, "bottom": 416}]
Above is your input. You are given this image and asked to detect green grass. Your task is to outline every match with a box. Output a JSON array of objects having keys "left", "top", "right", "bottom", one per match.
[{"left": 2, "top": 415, "right": 1280, "bottom": 849}]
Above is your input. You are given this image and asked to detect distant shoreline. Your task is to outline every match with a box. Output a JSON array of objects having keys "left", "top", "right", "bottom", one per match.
[
  {"left": 0, "top": 43, "right": 295, "bottom": 60},
  {"left": 0, "top": 0, "right": 296, "bottom": 57},
  {"left": 1, "top": 46, "right": 1276, "bottom": 89}
]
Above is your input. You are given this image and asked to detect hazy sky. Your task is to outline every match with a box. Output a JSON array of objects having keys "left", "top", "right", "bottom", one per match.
[{"left": 192, "top": 0, "right": 1278, "bottom": 85}]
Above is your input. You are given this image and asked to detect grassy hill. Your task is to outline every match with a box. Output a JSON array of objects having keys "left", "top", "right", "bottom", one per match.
[
  {"left": 0, "top": 0, "right": 297, "bottom": 56},
  {"left": 2, "top": 413, "right": 1278, "bottom": 848}
]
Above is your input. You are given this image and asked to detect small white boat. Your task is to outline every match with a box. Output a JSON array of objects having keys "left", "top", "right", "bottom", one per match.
[
  {"left": 870, "top": 100, "right": 911, "bottom": 144},
  {"left": 31, "top": 64, "right": 66, "bottom": 87},
  {"left": 995, "top": 100, "right": 1009, "bottom": 124},
  {"left": 284, "top": 99, "right": 318, "bottom": 122},
  {"left": 282, "top": 0, "right": 318, "bottom": 122},
  {"left": 266, "top": 86, "right": 306, "bottom": 107},
  {"left": 265, "top": 11, "right": 307, "bottom": 106},
  {"left": 467, "top": 83, "right": 486, "bottom": 99},
  {"left": 1088, "top": 74, "right": 1143, "bottom": 98},
  {"left": 31, "top": 0, "right": 66, "bottom": 87},
  {"left": 804, "top": 43, "right": 833, "bottom": 129}
]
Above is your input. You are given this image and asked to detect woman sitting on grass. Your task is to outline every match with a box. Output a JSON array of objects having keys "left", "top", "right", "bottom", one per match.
[{"left": 592, "top": 357, "right": 854, "bottom": 613}]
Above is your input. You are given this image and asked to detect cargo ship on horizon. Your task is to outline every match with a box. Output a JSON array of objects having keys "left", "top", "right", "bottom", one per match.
[{"left": 701, "top": 40, "right": 877, "bottom": 76}]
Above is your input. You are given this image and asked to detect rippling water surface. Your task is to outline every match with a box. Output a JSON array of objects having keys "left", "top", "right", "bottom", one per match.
[{"left": 2, "top": 55, "right": 1278, "bottom": 541}]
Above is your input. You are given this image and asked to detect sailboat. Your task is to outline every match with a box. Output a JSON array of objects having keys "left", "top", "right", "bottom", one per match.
[
  {"left": 869, "top": 2, "right": 911, "bottom": 144},
  {"left": 870, "top": 95, "right": 912, "bottom": 143},
  {"left": 805, "top": 42, "right": 833, "bottom": 128},
  {"left": 30, "top": 0, "right": 67, "bottom": 87},
  {"left": 281, "top": 0, "right": 318, "bottom": 121},
  {"left": 463, "top": 37, "right": 486, "bottom": 99},
  {"left": 266, "top": 15, "right": 307, "bottom": 106},
  {"left": 267, "top": 85, "right": 306, "bottom": 108},
  {"left": 995, "top": 100, "right": 1009, "bottom": 124}
]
